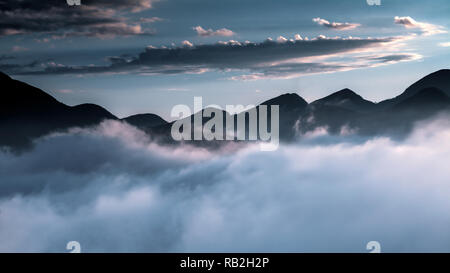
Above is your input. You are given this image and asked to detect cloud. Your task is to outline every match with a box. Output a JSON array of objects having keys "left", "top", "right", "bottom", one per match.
[
  {"left": 140, "top": 17, "right": 163, "bottom": 23},
  {"left": 56, "top": 89, "right": 74, "bottom": 94},
  {"left": 438, "top": 42, "right": 450, "bottom": 47},
  {"left": 165, "top": 87, "right": 190, "bottom": 92},
  {"left": 0, "top": 59, "right": 92, "bottom": 75},
  {"left": 181, "top": 40, "right": 194, "bottom": 47},
  {"left": 233, "top": 52, "right": 422, "bottom": 80},
  {"left": 0, "top": 0, "right": 156, "bottom": 38},
  {"left": 364, "top": 53, "right": 422, "bottom": 64},
  {"left": 232, "top": 62, "right": 349, "bottom": 80},
  {"left": 2, "top": 116, "right": 450, "bottom": 252},
  {"left": 2, "top": 34, "right": 415, "bottom": 79},
  {"left": 193, "top": 26, "right": 235, "bottom": 37},
  {"left": 0, "top": 55, "right": 15, "bottom": 61},
  {"left": 0, "top": 60, "right": 43, "bottom": 74},
  {"left": 83, "top": 0, "right": 159, "bottom": 12},
  {"left": 394, "top": 16, "right": 447, "bottom": 36},
  {"left": 313, "top": 18, "right": 360, "bottom": 30},
  {"left": 11, "top": 46, "right": 29, "bottom": 52}
]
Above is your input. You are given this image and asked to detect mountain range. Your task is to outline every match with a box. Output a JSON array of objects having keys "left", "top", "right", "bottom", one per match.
[{"left": 1, "top": 69, "right": 450, "bottom": 150}]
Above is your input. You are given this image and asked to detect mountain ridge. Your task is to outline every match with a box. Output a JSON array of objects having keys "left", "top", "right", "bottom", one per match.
[
  {"left": 311, "top": 88, "right": 377, "bottom": 113},
  {"left": 377, "top": 69, "right": 450, "bottom": 110},
  {"left": 1, "top": 69, "right": 450, "bottom": 149}
]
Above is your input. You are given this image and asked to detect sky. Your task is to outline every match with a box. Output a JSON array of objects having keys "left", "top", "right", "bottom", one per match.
[
  {"left": 0, "top": 0, "right": 449, "bottom": 120},
  {"left": 2, "top": 0, "right": 450, "bottom": 253}
]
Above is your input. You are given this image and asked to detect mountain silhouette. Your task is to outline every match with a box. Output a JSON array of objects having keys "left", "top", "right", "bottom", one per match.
[
  {"left": 377, "top": 69, "right": 450, "bottom": 110},
  {"left": 355, "top": 86, "right": 450, "bottom": 137},
  {"left": 311, "top": 88, "right": 376, "bottom": 113},
  {"left": 0, "top": 71, "right": 117, "bottom": 148},
  {"left": 1, "top": 69, "right": 450, "bottom": 149},
  {"left": 261, "top": 93, "right": 308, "bottom": 110},
  {"left": 123, "top": 114, "right": 168, "bottom": 130},
  {"left": 258, "top": 93, "right": 308, "bottom": 140},
  {"left": 393, "top": 87, "right": 450, "bottom": 111}
]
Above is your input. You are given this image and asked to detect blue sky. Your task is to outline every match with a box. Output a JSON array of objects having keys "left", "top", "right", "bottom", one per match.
[{"left": 1, "top": 0, "right": 449, "bottom": 120}]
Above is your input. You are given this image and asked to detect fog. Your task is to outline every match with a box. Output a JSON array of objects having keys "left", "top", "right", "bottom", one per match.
[{"left": 1, "top": 118, "right": 450, "bottom": 252}]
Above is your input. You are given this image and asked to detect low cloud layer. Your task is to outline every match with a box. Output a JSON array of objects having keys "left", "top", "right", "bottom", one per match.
[
  {"left": 1, "top": 116, "right": 450, "bottom": 252},
  {"left": 313, "top": 18, "right": 360, "bottom": 30}
]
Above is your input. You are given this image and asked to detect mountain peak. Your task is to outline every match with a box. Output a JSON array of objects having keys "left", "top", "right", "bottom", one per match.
[
  {"left": 322, "top": 88, "right": 361, "bottom": 100},
  {"left": 1, "top": 72, "right": 61, "bottom": 110},
  {"left": 425, "top": 69, "right": 450, "bottom": 78},
  {"left": 261, "top": 93, "right": 308, "bottom": 109},
  {"left": 123, "top": 113, "right": 167, "bottom": 129},
  {"left": 312, "top": 88, "right": 375, "bottom": 113},
  {"left": 401, "top": 69, "right": 450, "bottom": 99},
  {"left": 376, "top": 69, "right": 450, "bottom": 110}
]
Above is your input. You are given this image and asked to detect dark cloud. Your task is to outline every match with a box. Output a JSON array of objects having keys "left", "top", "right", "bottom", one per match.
[
  {"left": 83, "top": 0, "right": 158, "bottom": 12},
  {"left": 0, "top": 58, "right": 91, "bottom": 75},
  {"left": 2, "top": 35, "right": 408, "bottom": 78},
  {"left": 367, "top": 54, "right": 420, "bottom": 63},
  {"left": 134, "top": 37, "right": 394, "bottom": 68},
  {"left": 0, "top": 0, "right": 156, "bottom": 37},
  {"left": 0, "top": 55, "right": 15, "bottom": 61},
  {"left": 0, "top": 60, "right": 42, "bottom": 74}
]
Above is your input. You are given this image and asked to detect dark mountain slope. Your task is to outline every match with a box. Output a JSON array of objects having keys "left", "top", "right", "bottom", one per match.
[
  {"left": 0, "top": 72, "right": 117, "bottom": 148},
  {"left": 377, "top": 69, "right": 450, "bottom": 110},
  {"left": 311, "top": 88, "right": 376, "bottom": 113},
  {"left": 122, "top": 114, "right": 167, "bottom": 130},
  {"left": 393, "top": 87, "right": 450, "bottom": 112},
  {"left": 355, "top": 87, "right": 450, "bottom": 137},
  {"left": 300, "top": 104, "right": 359, "bottom": 135},
  {"left": 259, "top": 93, "right": 308, "bottom": 140},
  {"left": 261, "top": 93, "right": 308, "bottom": 110}
]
